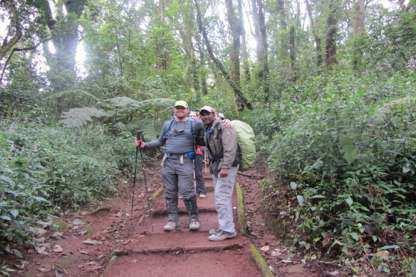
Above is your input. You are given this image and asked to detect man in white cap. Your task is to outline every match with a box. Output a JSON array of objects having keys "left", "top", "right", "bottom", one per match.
[
  {"left": 199, "top": 105, "right": 240, "bottom": 241},
  {"left": 136, "top": 100, "right": 205, "bottom": 231}
]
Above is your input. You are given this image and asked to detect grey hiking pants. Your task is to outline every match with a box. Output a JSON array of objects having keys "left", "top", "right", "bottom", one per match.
[
  {"left": 194, "top": 154, "right": 206, "bottom": 195},
  {"left": 212, "top": 166, "right": 239, "bottom": 233},
  {"left": 162, "top": 155, "right": 198, "bottom": 222}
]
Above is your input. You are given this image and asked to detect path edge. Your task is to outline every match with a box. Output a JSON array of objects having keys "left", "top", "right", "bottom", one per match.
[{"left": 236, "top": 183, "right": 275, "bottom": 277}]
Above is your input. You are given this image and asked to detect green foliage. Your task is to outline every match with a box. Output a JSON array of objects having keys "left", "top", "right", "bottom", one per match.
[
  {"left": 61, "top": 107, "right": 110, "bottom": 127},
  {"left": 260, "top": 71, "right": 416, "bottom": 271},
  {"left": 0, "top": 122, "right": 135, "bottom": 251}
]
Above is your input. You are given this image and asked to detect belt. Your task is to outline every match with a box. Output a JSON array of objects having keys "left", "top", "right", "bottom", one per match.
[
  {"left": 162, "top": 153, "right": 185, "bottom": 165},
  {"left": 165, "top": 152, "right": 185, "bottom": 157}
]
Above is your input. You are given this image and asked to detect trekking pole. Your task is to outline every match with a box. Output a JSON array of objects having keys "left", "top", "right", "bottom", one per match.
[
  {"left": 130, "top": 130, "right": 149, "bottom": 219},
  {"left": 137, "top": 130, "right": 149, "bottom": 197},
  {"left": 130, "top": 132, "right": 140, "bottom": 219}
]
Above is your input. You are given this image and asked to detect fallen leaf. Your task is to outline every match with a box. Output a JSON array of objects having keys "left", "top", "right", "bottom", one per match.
[
  {"left": 82, "top": 239, "right": 102, "bottom": 245},
  {"left": 29, "top": 227, "right": 48, "bottom": 237},
  {"left": 72, "top": 218, "right": 84, "bottom": 226},
  {"left": 37, "top": 220, "right": 53, "bottom": 229},
  {"left": 34, "top": 245, "right": 49, "bottom": 255},
  {"left": 15, "top": 261, "right": 29, "bottom": 270},
  {"left": 53, "top": 265, "right": 66, "bottom": 277},
  {"left": 271, "top": 249, "right": 281, "bottom": 257},
  {"left": 326, "top": 270, "right": 340, "bottom": 277},
  {"left": 51, "top": 232, "right": 64, "bottom": 240},
  {"left": 38, "top": 265, "right": 51, "bottom": 272},
  {"left": 53, "top": 244, "right": 63, "bottom": 253},
  {"left": 260, "top": 245, "right": 270, "bottom": 252},
  {"left": 375, "top": 250, "right": 389, "bottom": 260}
]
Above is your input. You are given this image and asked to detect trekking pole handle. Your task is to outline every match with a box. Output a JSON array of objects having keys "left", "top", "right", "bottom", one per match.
[{"left": 136, "top": 130, "right": 144, "bottom": 141}]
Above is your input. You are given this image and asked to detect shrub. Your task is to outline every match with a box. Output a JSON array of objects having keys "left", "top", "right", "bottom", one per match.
[
  {"left": 264, "top": 72, "right": 416, "bottom": 266},
  {"left": 0, "top": 122, "right": 136, "bottom": 251}
]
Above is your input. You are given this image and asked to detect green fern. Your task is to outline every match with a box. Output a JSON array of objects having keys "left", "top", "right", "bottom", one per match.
[{"left": 60, "top": 107, "right": 110, "bottom": 128}]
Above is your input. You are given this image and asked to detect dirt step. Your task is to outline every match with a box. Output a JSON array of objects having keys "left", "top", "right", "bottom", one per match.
[
  {"left": 151, "top": 190, "right": 238, "bottom": 213},
  {"left": 134, "top": 213, "right": 218, "bottom": 234},
  {"left": 152, "top": 207, "right": 217, "bottom": 217},
  {"left": 121, "top": 232, "right": 246, "bottom": 255},
  {"left": 104, "top": 249, "right": 260, "bottom": 277},
  {"left": 151, "top": 191, "right": 216, "bottom": 212}
]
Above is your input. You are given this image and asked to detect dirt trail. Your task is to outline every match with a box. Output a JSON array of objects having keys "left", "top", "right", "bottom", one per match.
[
  {"left": 18, "top": 163, "right": 261, "bottom": 277},
  {"left": 16, "top": 162, "right": 329, "bottom": 277},
  {"left": 103, "top": 175, "right": 260, "bottom": 277}
]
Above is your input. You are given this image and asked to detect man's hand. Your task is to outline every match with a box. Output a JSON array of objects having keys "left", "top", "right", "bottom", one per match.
[
  {"left": 222, "top": 119, "right": 232, "bottom": 128},
  {"left": 219, "top": 168, "right": 229, "bottom": 178},
  {"left": 195, "top": 145, "right": 204, "bottom": 155},
  {"left": 135, "top": 138, "right": 145, "bottom": 149}
]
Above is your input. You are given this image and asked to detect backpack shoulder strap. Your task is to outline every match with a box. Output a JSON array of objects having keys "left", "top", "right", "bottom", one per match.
[{"left": 162, "top": 118, "right": 175, "bottom": 139}]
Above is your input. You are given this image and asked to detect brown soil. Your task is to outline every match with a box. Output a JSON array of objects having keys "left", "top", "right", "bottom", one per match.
[{"left": 6, "top": 160, "right": 342, "bottom": 277}]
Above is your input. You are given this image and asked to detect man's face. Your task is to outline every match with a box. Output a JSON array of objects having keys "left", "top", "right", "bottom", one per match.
[
  {"left": 174, "top": 106, "right": 188, "bottom": 119},
  {"left": 199, "top": 111, "right": 215, "bottom": 125}
]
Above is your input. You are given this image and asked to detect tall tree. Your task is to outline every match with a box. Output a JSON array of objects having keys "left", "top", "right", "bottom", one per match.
[
  {"left": 179, "top": 1, "right": 200, "bottom": 99},
  {"left": 194, "top": 0, "right": 251, "bottom": 111},
  {"left": 289, "top": 24, "right": 296, "bottom": 81},
  {"left": 154, "top": 0, "right": 170, "bottom": 71},
  {"left": 0, "top": 0, "right": 49, "bottom": 84},
  {"left": 325, "top": 0, "right": 338, "bottom": 67},
  {"left": 225, "top": 0, "right": 241, "bottom": 91},
  {"left": 352, "top": 0, "right": 366, "bottom": 71},
  {"left": 237, "top": 0, "right": 251, "bottom": 82},
  {"left": 40, "top": 0, "right": 85, "bottom": 91},
  {"left": 195, "top": 31, "right": 208, "bottom": 95},
  {"left": 276, "top": 0, "right": 288, "bottom": 60},
  {"left": 251, "top": 0, "right": 270, "bottom": 101},
  {"left": 305, "top": 0, "right": 323, "bottom": 67}
]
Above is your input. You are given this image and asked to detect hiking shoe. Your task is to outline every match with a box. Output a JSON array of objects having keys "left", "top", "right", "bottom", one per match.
[
  {"left": 189, "top": 219, "right": 200, "bottom": 231},
  {"left": 208, "top": 230, "right": 237, "bottom": 241},
  {"left": 198, "top": 193, "right": 207, "bottom": 198},
  {"left": 208, "top": 228, "right": 221, "bottom": 235},
  {"left": 163, "top": 221, "right": 177, "bottom": 232}
]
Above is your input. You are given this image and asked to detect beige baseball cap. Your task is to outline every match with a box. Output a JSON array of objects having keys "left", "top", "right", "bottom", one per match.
[
  {"left": 199, "top": 105, "right": 215, "bottom": 114},
  {"left": 174, "top": 100, "right": 189, "bottom": 108}
]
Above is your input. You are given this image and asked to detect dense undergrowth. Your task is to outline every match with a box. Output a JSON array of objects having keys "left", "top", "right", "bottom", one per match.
[
  {"left": 0, "top": 122, "right": 135, "bottom": 253},
  {"left": 247, "top": 71, "right": 416, "bottom": 274}
]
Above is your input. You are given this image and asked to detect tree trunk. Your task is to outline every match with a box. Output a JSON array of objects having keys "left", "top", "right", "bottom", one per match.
[
  {"left": 179, "top": 1, "right": 200, "bottom": 100},
  {"left": 276, "top": 0, "right": 288, "bottom": 59},
  {"left": 251, "top": 0, "right": 269, "bottom": 102},
  {"left": 352, "top": 0, "right": 366, "bottom": 71},
  {"left": 194, "top": 0, "right": 251, "bottom": 111},
  {"left": 196, "top": 32, "right": 208, "bottom": 95},
  {"left": 305, "top": 0, "right": 322, "bottom": 67},
  {"left": 238, "top": 0, "right": 251, "bottom": 82},
  {"left": 325, "top": 0, "right": 338, "bottom": 67},
  {"left": 225, "top": 0, "right": 241, "bottom": 89},
  {"left": 289, "top": 24, "right": 296, "bottom": 81}
]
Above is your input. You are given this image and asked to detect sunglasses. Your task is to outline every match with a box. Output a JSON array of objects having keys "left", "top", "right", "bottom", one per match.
[{"left": 199, "top": 111, "right": 211, "bottom": 116}]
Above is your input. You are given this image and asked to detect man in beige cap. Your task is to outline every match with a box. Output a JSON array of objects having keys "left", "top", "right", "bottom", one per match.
[
  {"left": 199, "top": 106, "right": 240, "bottom": 241},
  {"left": 136, "top": 100, "right": 205, "bottom": 231}
]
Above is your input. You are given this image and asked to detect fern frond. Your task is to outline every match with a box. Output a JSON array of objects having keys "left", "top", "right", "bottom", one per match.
[{"left": 61, "top": 107, "right": 110, "bottom": 128}]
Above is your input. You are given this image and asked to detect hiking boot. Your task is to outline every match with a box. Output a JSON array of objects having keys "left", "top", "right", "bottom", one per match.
[
  {"left": 189, "top": 218, "right": 200, "bottom": 231},
  {"left": 208, "top": 228, "right": 221, "bottom": 235},
  {"left": 208, "top": 230, "right": 237, "bottom": 241},
  {"left": 163, "top": 220, "right": 177, "bottom": 232}
]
